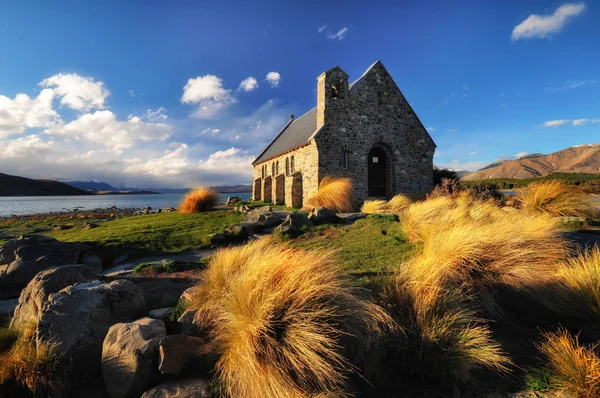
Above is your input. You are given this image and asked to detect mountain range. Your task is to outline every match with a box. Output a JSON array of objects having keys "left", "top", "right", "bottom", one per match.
[
  {"left": 463, "top": 144, "right": 600, "bottom": 180},
  {"left": 0, "top": 173, "right": 88, "bottom": 196}
]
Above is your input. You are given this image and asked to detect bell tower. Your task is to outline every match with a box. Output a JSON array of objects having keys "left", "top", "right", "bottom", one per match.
[{"left": 316, "top": 66, "right": 349, "bottom": 130}]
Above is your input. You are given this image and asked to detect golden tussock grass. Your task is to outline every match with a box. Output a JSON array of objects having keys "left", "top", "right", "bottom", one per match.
[
  {"left": 375, "top": 273, "right": 511, "bottom": 385},
  {"left": 387, "top": 193, "right": 411, "bottom": 213},
  {"left": 399, "top": 194, "right": 569, "bottom": 315},
  {"left": 179, "top": 188, "right": 219, "bottom": 213},
  {"left": 188, "top": 238, "right": 391, "bottom": 398},
  {"left": 305, "top": 177, "right": 356, "bottom": 212},
  {"left": 360, "top": 200, "right": 389, "bottom": 214},
  {"left": 539, "top": 329, "right": 600, "bottom": 397},
  {"left": 515, "top": 181, "right": 599, "bottom": 218},
  {"left": 554, "top": 246, "right": 600, "bottom": 322}
]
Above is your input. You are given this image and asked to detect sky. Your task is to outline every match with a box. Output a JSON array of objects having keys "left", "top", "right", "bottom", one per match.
[{"left": 0, "top": 1, "right": 599, "bottom": 188}]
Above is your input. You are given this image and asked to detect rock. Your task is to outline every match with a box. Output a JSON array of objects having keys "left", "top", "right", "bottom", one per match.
[
  {"left": 243, "top": 205, "right": 273, "bottom": 224},
  {"left": 82, "top": 222, "right": 99, "bottom": 230},
  {"left": 180, "top": 287, "right": 195, "bottom": 303},
  {"left": 0, "top": 235, "right": 96, "bottom": 299},
  {"left": 161, "top": 208, "right": 176, "bottom": 213},
  {"left": 275, "top": 213, "right": 313, "bottom": 236},
  {"left": 177, "top": 309, "right": 202, "bottom": 336},
  {"left": 112, "top": 255, "right": 130, "bottom": 266},
  {"left": 0, "top": 298, "right": 18, "bottom": 323},
  {"left": 149, "top": 307, "right": 174, "bottom": 319},
  {"left": 225, "top": 196, "right": 242, "bottom": 206},
  {"left": 10, "top": 264, "right": 96, "bottom": 330},
  {"left": 102, "top": 317, "right": 166, "bottom": 398},
  {"left": 158, "top": 334, "right": 205, "bottom": 374},
  {"left": 307, "top": 207, "right": 340, "bottom": 225},
  {"left": 81, "top": 252, "right": 103, "bottom": 271},
  {"left": 37, "top": 280, "right": 145, "bottom": 376},
  {"left": 54, "top": 224, "right": 74, "bottom": 231},
  {"left": 141, "top": 377, "right": 211, "bottom": 398}
]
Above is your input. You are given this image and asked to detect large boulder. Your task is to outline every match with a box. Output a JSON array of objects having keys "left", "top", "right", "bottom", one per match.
[
  {"left": 37, "top": 280, "right": 145, "bottom": 376},
  {"left": 0, "top": 235, "right": 101, "bottom": 299},
  {"left": 141, "top": 377, "right": 211, "bottom": 398},
  {"left": 102, "top": 317, "right": 166, "bottom": 398},
  {"left": 307, "top": 207, "right": 340, "bottom": 225},
  {"left": 225, "top": 196, "right": 242, "bottom": 206},
  {"left": 10, "top": 264, "right": 96, "bottom": 330},
  {"left": 158, "top": 334, "right": 205, "bottom": 375},
  {"left": 275, "top": 213, "right": 313, "bottom": 236},
  {"left": 243, "top": 205, "right": 272, "bottom": 223}
]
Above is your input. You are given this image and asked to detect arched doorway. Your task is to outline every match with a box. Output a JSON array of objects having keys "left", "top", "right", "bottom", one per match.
[{"left": 368, "top": 147, "right": 387, "bottom": 197}]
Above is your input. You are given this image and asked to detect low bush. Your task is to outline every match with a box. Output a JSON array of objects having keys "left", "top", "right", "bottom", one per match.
[
  {"left": 305, "top": 177, "right": 356, "bottom": 212},
  {"left": 188, "top": 238, "right": 391, "bottom": 398},
  {"left": 179, "top": 188, "right": 219, "bottom": 213},
  {"left": 538, "top": 329, "right": 600, "bottom": 397},
  {"left": 361, "top": 200, "right": 388, "bottom": 214},
  {"left": 515, "top": 181, "right": 599, "bottom": 218},
  {"left": 387, "top": 193, "right": 411, "bottom": 213}
]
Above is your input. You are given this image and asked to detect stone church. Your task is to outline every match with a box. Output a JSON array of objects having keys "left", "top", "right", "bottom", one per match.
[{"left": 251, "top": 60, "right": 436, "bottom": 208}]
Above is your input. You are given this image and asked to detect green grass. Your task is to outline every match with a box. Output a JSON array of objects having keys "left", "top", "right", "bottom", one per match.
[
  {"left": 47, "top": 210, "right": 242, "bottom": 261},
  {"left": 246, "top": 200, "right": 298, "bottom": 211},
  {"left": 525, "top": 368, "right": 553, "bottom": 392},
  {"left": 462, "top": 172, "right": 600, "bottom": 193},
  {"left": 288, "top": 215, "right": 415, "bottom": 286},
  {"left": 132, "top": 259, "right": 208, "bottom": 275}
]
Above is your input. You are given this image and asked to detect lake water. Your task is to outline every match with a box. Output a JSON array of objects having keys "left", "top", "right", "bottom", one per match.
[{"left": 0, "top": 193, "right": 252, "bottom": 217}]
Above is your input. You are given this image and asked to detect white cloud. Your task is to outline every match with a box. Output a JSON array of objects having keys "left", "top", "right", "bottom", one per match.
[
  {"left": 146, "top": 107, "right": 168, "bottom": 122},
  {"left": 438, "top": 159, "right": 489, "bottom": 172},
  {"left": 446, "top": 128, "right": 459, "bottom": 133},
  {"left": 572, "top": 118, "right": 600, "bottom": 126},
  {"left": 265, "top": 72, "right": 281, "bottom": 88},
  {"left": 545, "top": 79, "right": 597, "bottom": 93},
  {"left": 47, "top": 110, "right": 172, "bottom": 152},
  {"left": 542, "top": 119, "right": 571, "bottom": 127},
  {"left": 129, "top": 90, "right": 135, "bottom": 97},
  {"left": 239, "top": 76, "right": 258, "bottom": 92},
  {"left": 0, "top": 134, "right": 57, "bottom": 158},
  {"left": 40, "top": 73, "right": 110, "bottom": 111},
  {"left": 426, "top": 126, "right": 435, "bottom": 133},
  {"left": 181, "top": 74, "right": 236, "bottom": 118},
  {"left": 469, "top": 151, "right": 477, "bottom": 156},
  {"left": 515, "top": 152, "right": 529, "bottom": 159},
  {"left": 511, "top": 3, "right": 586, "bottom": 40},
  {"left": 0, "top": 89, "right": 60, "bottom": 137},
  {"left": 318, "top": 25, "right": 327, "bottom": 33},
  {"left": 327, "top": 27, "right": 349, "bottom": 40}
]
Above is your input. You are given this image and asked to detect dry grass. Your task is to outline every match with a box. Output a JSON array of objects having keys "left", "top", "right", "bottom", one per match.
[
  {"left": 179, "top": 188, "right": 219, "bottom": 213},
  {"left": 387, "top": 193, "right": 411, "bottom": 213},
  {"left": 305, "top": 177, "right": 356, "bottom": 212},
  {"left": 515, "top": 181, "right": 599, "bottom": 218},
  {"left": 360, "top": 200, "right": 389, "bottom": 214},
  {"left": 554, "top": 246, "right": 600, "bottom": 322},
  {"left": 375, "top": 273, "right": 511, "bottom": 385},
  {"left": 188, "top": 238, "right": 391, "bottom": 398},
  {"left": 399, "top": 194, "right": 569, "bottom": 316},
  {"left": 539, "top": 329, "right": 600, "bottom": 397}
]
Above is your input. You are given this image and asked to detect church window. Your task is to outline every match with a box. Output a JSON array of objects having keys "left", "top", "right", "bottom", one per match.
[
  {"left": 290, "top": 156, "right": 295, "bottom": 174},
  {"left": 276, "top": 161, "right": 279, "bottom": 175},
  {"left": 342, "top": 149, "right": 349, "bottom": 170},
  {"left": 272, "top": 163, "right": 275, "bottom": 176},
  {"left": 331, "top": 84, "right": 338, "bottom": 99},
  {"left": 286, "top": 158, "right": 290, "bottom": 176}
]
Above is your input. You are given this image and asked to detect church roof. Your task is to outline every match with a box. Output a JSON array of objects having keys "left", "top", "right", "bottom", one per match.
[{"left": 251, "top": 61, "right": 381, "bottom": 166}]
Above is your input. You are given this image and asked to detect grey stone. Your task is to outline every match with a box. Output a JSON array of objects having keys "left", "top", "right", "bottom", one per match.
[
  {"left": 177, "top": 309, "right": 201, "bottom": 336},
  {"left": 225, "top": 196, "right": 242, "bottom": 206},
  {"left": 0, "top": 298, "right": 18, "bottom": 322},
  {"left": 158, "top": 334, "right": 205, "bottom": 374},
  {"left": 275, "top": 212, "right": 313, "bottom": 235},
  {"left": 307, "top": 207, "right": 340, "bottom": 225},
  {"left": 10, "top": 264, "right": 95, "bottom": 330},
  {"left": 102, "top": 317, "right": 166, "bottom": 398},
  {"left": 141, "top": 377, "right": 211, "bottom": 398},
  {"left": 149, "top": 307, "right": 174, "bottom": 319}
]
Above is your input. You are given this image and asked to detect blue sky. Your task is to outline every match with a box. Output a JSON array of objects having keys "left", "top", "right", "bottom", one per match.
[{"left": 0, "top": 1, "right": 598, "bottom": 187}]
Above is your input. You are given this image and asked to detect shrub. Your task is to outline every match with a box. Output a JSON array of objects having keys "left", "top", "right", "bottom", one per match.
[
  {"left": 375, "top": 274, "right": 511, "bottom": 387},
  {"left": 361, "top": 200, "right": 388, "bottom": 214},
  {"left": 539, "top": 329, "right": 600, "bottom": 397},
  {"left": 515, "top": 181, "right": 599, "bottom": 218},
  {"left": 399, "top": 194, "right": 568, "bottom": 316},
  {"left": 305, "top": 177, "right": 356, "bottom": 212},
  {"left": 188, "top": 238, "right": 391, "bottom": 398},
  {"left": 554, "top": 246, "right": 600, "bottom": 322},
  {"left": 179, "top": 188, "right": 219, "bottom": 213},
  {"left": 387, "top": 193, "right": 411, "bottom": 213}
]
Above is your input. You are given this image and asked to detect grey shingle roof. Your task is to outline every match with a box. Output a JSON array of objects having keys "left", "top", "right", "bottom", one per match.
[{"left": 252, "top": 107, "right": 318, "bottom": 165}]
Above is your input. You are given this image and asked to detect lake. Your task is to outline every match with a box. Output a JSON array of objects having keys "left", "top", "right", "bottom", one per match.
[{"left": 0, "top": 193, "right": 252, "bottom": 217}]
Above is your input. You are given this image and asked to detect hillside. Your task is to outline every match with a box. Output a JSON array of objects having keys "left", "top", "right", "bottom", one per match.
[
  {"left": 0, "top": 173, "right": 89, "bottom": 196},
  {"left": 66, "top": 180, "right": 117, "bottom": 191},
  {"left": 463, "top": 144, "right": 600, "bottom": 180}
]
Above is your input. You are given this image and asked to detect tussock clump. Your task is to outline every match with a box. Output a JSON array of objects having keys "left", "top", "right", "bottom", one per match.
[
  {"left": 305, "top": 177, "right": 356, "bottom": 212},
  {"left": 361, "top": 200, "right": 388, "bottom": 214},
  {"left": 387, "top": 193, "right": 411, "bottom": 213},
  {"left": 188, "top": 238, "right": 391, "bottom": 398},
  {"left": 375, "top": 273, "right": 511, "bottom": 386},
  {"left": 179, "top": 188, "right": 219, "bottom": 213},
  {"left": 515, "top": 181, "right": 599, "bottom": 218},
  {"left": 399, "top": 194, "right": 569, "bottom": 315},
  {"left": 554, "top": 246, "right": 600, "bottom": 322},
  {"left": 539, "top": 329, "right": 600, "bottom": 396}
]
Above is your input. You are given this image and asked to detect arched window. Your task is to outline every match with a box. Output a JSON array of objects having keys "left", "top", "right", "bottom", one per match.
[
  {"left": 261, "top": 165, "right": 264, "bottom": 178},
  {"left": 276, "top": 161, "right": 279, "bottom": 175},
  {"left": 272, "top": 163, "right": 275, "bottom": 176},
  {"left": 291, "top": 156, "right": 295, "bottom": 174},
  {"left": 285, "top": 158, "right": 290, "bottom": 176}
]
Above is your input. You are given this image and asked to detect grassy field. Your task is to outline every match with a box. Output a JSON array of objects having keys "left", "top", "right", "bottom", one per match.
[{"left": 463, "top": 172, "right": 600, "bottom": 192}]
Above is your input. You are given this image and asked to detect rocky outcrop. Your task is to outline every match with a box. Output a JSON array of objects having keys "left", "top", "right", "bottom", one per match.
[
  {"left": 0, "top": 235, "right": 102, "bottom": 299},
  {"left": 37, "top": 280, "right": 145, "bottom": 375},
  {"left": 225, "top": 196, "right": 242, "bottom": 206},
  {"left": 158, "top": 334, "right": 205, "bottom": 375},
  {"left": 10, "top": 264, "right": 96, "bottom": 330},
  {"left": 141, "top": 377, "right": 211, "bottom": 398},
  {"left": 307, "top": 207, "right": 340, "bottom": 225},
  {"left": 102, "top": 317, "right": 166, "bottom": 398},
  {"left": 275, "top": 213, "right": 313, "bottom": 236}
]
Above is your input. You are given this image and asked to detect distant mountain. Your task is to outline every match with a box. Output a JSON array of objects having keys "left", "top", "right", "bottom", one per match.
[
  {"left": 0, "top": 173, "right": 88, "bottom": 196},
  {"left": 463, "top": 144, "right": 600, "bottom": 180},
  {"left": 209, "top": 184, "right": 252, "bottom": 193},
  {"left": 66, "top": 180, "right": 117, "bottom": 191}
]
